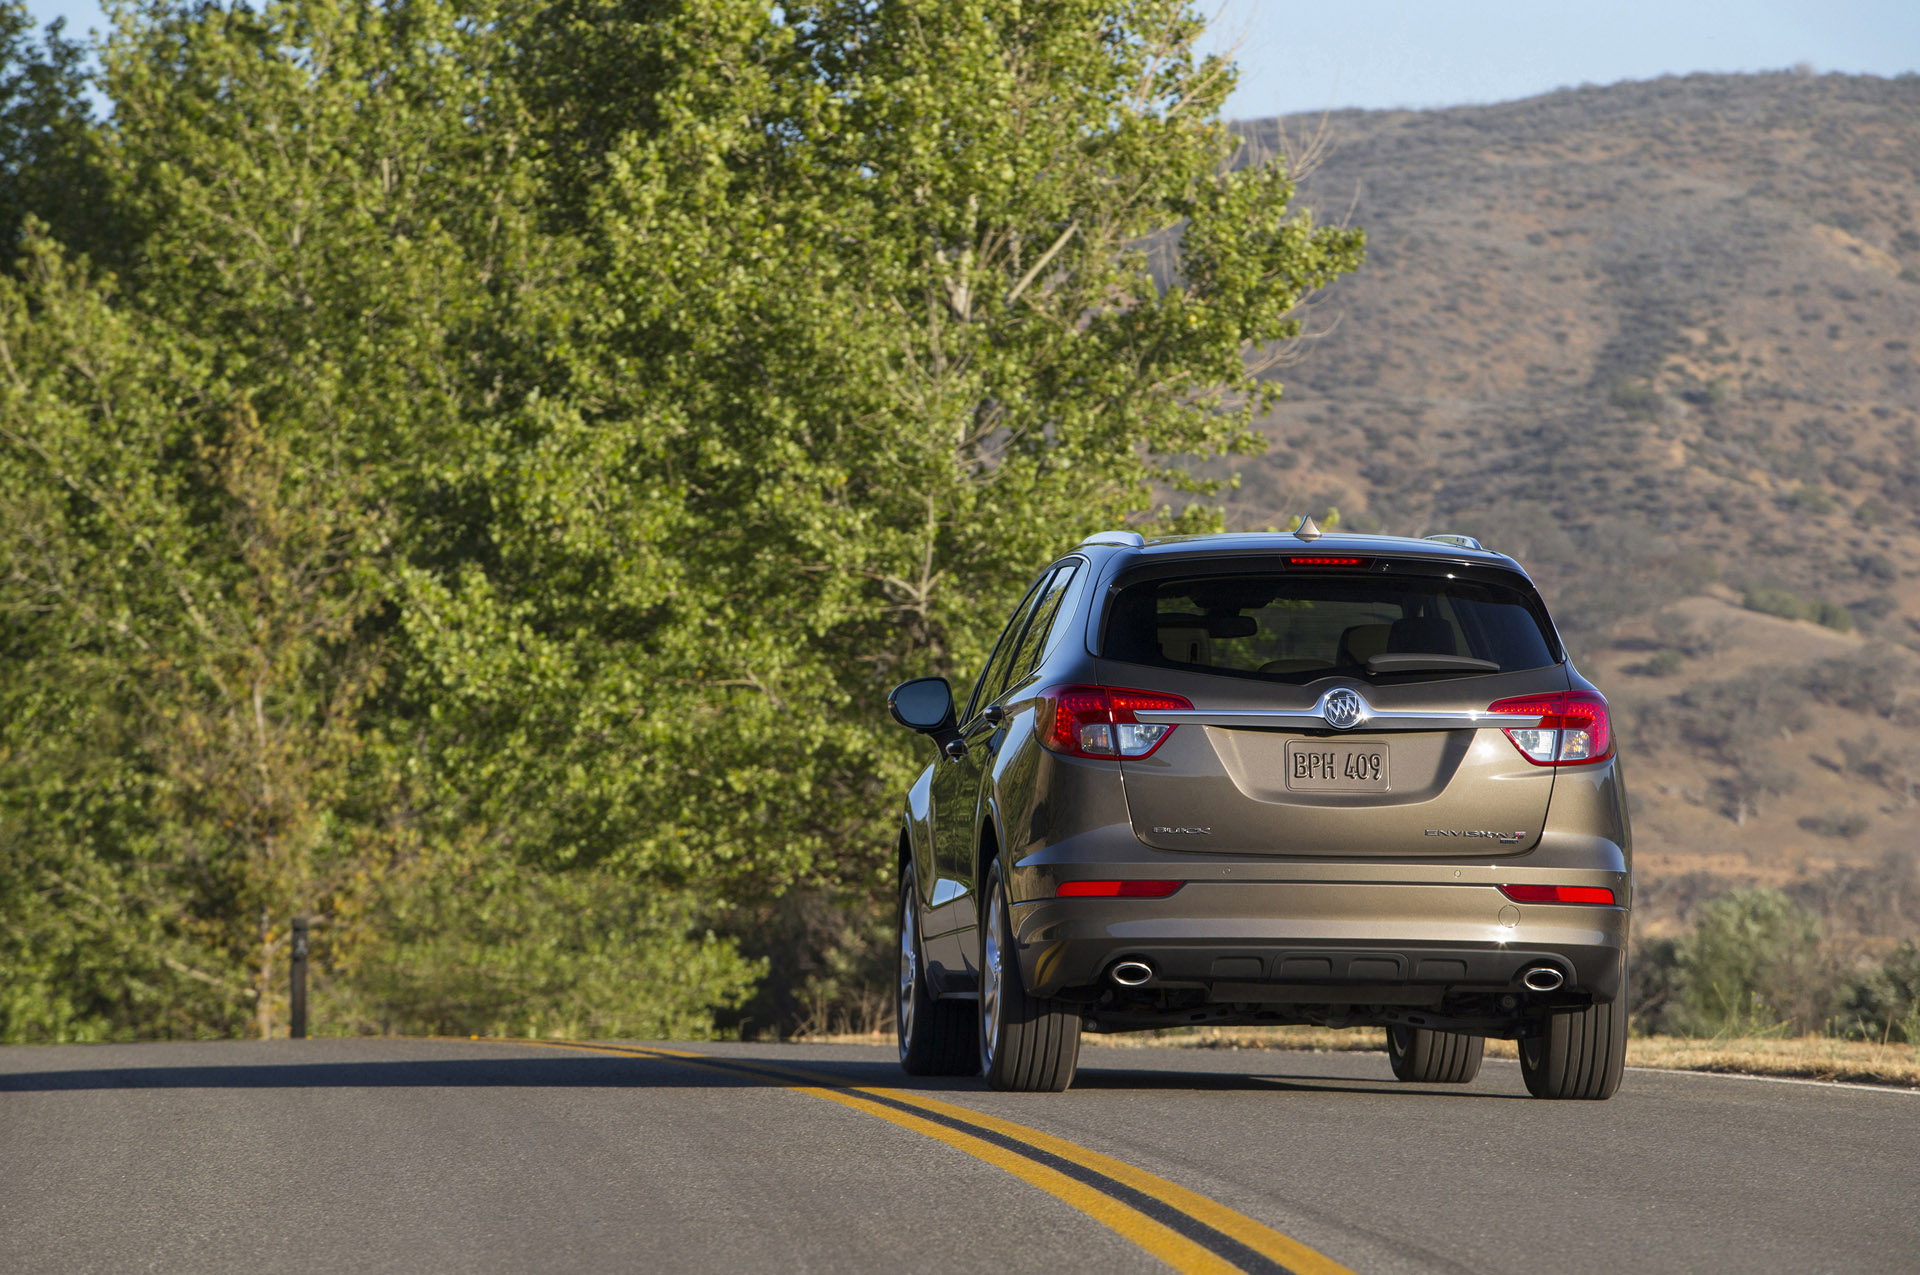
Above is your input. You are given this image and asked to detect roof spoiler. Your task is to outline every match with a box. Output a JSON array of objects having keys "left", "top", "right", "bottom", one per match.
[{"left": 1080, "top": 530, "right": 1146, "bottom": 548}]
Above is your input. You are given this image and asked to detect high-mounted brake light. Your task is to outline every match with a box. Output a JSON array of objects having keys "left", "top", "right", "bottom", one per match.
[
  {"left": 1486, "top": 690, "right": 1612, "bottom": 766},
  {"left": 1499, "top": 884, "right": 1617, "bottom": 905},
  {"left": 1057, "top": 880, "right": 1183, "bottom": 898},
  {"left": 1287, "top": 556, "right": 1367, "bottom": 567},
  {"left": 1039, "top": 685, "right": 1192, "bottom": 760}
]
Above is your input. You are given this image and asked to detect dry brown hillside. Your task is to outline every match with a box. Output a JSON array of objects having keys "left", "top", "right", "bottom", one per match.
[{"left": 1231, "top": 71, "right": 1920, "bottom": 948}]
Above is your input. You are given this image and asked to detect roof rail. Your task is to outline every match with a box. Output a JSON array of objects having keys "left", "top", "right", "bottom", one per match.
[
  {"left": 1423, "top": 533, "right": 1484, "bottom": 551},
  {"left": 1080, "top": 530, "right": 1146, "bottom": 549}
]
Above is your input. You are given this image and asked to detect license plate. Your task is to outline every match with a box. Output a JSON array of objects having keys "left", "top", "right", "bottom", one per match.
[{"left": 1285, "top": 741, "right": 1389, "bottom": 792}]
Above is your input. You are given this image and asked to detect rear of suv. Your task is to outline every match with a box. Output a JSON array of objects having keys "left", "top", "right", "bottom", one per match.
[{"left": 887, "top": 529, "right": 1631, "bottom": 1099}]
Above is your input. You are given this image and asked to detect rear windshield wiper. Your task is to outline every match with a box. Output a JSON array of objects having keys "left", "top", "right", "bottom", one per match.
[{"left": 1365, "top": 653, "right": 1500, "bottom": 674}]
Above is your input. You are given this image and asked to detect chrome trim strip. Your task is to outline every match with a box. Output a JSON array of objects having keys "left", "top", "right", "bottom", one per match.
[
  {"left": 1132, "top": 708, "right": 1538, "bottom": 731},
  {"left": 1133, "top": 687, "right": 1547, "bottom": 732}
]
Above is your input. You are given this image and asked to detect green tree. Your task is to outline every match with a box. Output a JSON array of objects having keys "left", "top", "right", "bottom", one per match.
[
  {"left": 3, "top": 0, "right": 1361, "bottom": 1040},
  {"left": 418, "top": 0, "right": 1363, "bottom": 878},
  {"left": 409, "top": 0, "right": 1360, "bottom": 1015},
  {"left": 2, "top": 0, "right": 754, "bottom": 1040},
  {"left": 0, "top": 234, "right": 393, "bottom": 1038},
  {"left": 0, "top": 1, "right": 100, "bottom": 259}
]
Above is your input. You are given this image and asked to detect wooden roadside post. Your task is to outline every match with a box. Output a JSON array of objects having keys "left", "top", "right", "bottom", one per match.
[{"left": 290, "top": 916, "right": 310, "bottom": 1040}]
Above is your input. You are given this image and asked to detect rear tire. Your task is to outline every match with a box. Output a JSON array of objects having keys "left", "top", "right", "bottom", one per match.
[
  {"left": 897, "top": 862, "right": 979, "bottom": 1076},
  {"left": 979, "top": 861, "right": 1080, "bottom": 1092},
  {"left": 1519, "top": 991, "right": 1628, "bottom": 1100},
  {"left": 1386, "top": 1026, "right": 1485, "bottom": 1083}
]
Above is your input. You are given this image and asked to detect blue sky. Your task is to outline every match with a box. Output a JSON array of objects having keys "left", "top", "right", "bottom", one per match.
[
  {"left": 20, "top": 0, "right": 1920, "bottom": 120},
  {"left": 1195, "top": 0, "right": 1920, "bottom": 119}
]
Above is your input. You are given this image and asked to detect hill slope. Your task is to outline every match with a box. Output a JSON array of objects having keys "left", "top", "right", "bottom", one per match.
[{"left": 1232, "top": 72, "right": 1920, "bottom": 945}]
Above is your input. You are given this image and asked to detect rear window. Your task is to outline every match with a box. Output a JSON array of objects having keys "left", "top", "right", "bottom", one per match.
[{"left": 1102, "top": 571, "right": 1558, "bottom": 683}]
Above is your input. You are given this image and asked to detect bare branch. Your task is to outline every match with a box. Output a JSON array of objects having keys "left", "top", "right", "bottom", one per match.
[
  {"left": 164, "top": 953, "right": 249, "bottom": 993},
  {"left": 1005, "top": 220, "right": 1079, "bottom": 307}
]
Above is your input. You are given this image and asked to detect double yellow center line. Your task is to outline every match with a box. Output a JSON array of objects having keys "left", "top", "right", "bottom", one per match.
[{"left": 484, "top": 1038, "right": 1354, "bottom": 1275}]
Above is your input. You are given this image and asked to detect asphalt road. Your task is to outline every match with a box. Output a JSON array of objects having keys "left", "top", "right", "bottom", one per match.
[{"left": 3, "top": 1037, "right": 1915, "bottom": 1275}]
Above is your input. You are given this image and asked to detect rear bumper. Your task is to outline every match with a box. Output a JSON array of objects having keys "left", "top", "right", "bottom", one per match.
[{"left": 1010, "top": 879, "right": 1628, "bottom": 1003}]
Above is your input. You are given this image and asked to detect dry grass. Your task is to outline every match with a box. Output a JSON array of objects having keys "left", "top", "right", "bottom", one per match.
[
  {"left": 1082, "top": 1025, "right": 1388, "bottom": 1055},
  {"left": 1083, "top": 1025, "right": 1920, "bottom": 1088},
  {"left": 794, "top": 1025, "right": 1920, "bottom": 1088},
  {"left": 1621, "top": 1034, "right": 1920, "bottom": 1087}
]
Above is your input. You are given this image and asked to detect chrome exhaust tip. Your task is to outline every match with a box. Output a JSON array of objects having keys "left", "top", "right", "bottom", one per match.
[
  {"left": 1521, "top": 965, "right": 1566, "bottom": 993},
  {"left": 1110, "top": 960, "right": 1154, "bottom": 987}
]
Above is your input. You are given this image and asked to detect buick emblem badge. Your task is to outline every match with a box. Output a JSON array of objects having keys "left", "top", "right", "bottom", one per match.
[{"left": 1322, "top": 688, "right": 1365, "bottom": 730}]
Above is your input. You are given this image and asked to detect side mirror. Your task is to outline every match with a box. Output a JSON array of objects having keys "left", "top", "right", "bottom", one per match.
[
  {"left": 888, "top": 677, "right": 967, "bottom": 757},
  {"left": 888, "top": 677, "right": 955, "bottom": 730}
]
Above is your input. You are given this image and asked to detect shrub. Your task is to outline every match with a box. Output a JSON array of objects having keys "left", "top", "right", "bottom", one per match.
[
  {"left": 1796, "top": 810, "right": 1871, "bottom": 839},
  {"left": 1652, "top": 611, "right": 1732, "bottom": 658},
  {"left": 1788, "top": 484, "right": 1838, "bottom": 515},
  {"left": 1668, "top": 889, "right": 1831, "bottom": 1036},
  {"left": 1681, "top": 671, "right": 1813, "bottom": 751},
  {"left": 1851, "top": 552, "right": 1897, "bottom": 583},
  {"left": 1675, "top": 671, "right": 1811, "bottom": 822},
  {"left": 1803, "top": 648, "right": 1918, "bottom": 719},
  {"left": 1644, "top": 649, "right": 1685, "bottom": 677},
  {"left": 1837, "top": 942, "right": 1920, "bottom": 1044},
  {"left": 1809, "top": 600, "right": 1854, "bottom": 632},
  {"left": 1851, "top": 594, "right": 1897, "bottom": 622},
  {"left": 1853, "top": 499, "right": 1894, "bottom": 526},
  {"left": 1835, "top": 733, "right": 1918, "bottom": 802},
  {"left": 1606, "top": 378, "right": 1665, "bottom": 418},
  {"left": 1716, "top": 755, "right": 1799, "bottom": 825},
  {"left": 1738, "top": 586, "right": 1852, "bottom": 631},
  {"left": 1742, "top": 584, "right": 1809, "bottom": 621},
  {"left": 1629, "top": 935, "right": 1684, "bottom": 1032},
  {"left": 331, "top": 866, "right": 765, "bottom": 1041}
]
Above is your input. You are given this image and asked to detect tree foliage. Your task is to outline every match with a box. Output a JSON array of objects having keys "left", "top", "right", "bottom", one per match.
[
  {"left": 0, "top": 0, "right": 1361, "bottom": 1040},
  {"left": 0, "top": 2, "right": 97, "bottom": 255}
]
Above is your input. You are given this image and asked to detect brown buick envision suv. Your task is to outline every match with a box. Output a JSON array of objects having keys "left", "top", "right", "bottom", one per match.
[{"left": 887, "top": 528, "right": 1631, "bottom": 1099}]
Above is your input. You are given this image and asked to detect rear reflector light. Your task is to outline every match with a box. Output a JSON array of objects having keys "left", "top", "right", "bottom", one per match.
[
  {"left": 1287, "top": 556, "right": 1367, "bottom": 567},
  {"left": 1485, "top": 690, "right": 1612, "bottom": 766},
  {"left": 1057, "top": 880, "right": 1184, "bottom": 898},
  {"left": 1498, "top": 884, "right": 1616, "bottom": 905},
  {"left": 1039, "top": 685, "right": 1192, "bottom": 759}
]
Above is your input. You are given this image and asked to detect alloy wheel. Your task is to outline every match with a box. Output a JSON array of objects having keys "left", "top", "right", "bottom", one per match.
[
  {"left": 897, "top": 890, "right": 918, "bottom": 1058},
  {"left": 980, "top": 888, "right": 1005, "bottom": 1071}
]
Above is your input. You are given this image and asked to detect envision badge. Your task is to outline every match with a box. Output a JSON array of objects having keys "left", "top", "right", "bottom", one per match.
[
  {"left": 1153, "top": 826, "right": 1212, "bottom": 835},
  {"left": 1424, "top": 829, "right": 1528, "bottom": 844},
  {"left": 1321, "top": 687, "right": 1365, "bottom": 730}
]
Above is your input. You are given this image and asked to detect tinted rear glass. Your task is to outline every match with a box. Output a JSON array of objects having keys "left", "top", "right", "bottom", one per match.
[{"left": 1103, "top": 572, "right": 1558, "bottom": 683}]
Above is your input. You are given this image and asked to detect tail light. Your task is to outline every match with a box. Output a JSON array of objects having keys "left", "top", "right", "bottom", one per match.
[
  {"left": 1498, "top": 884, "right": 1617, "bottom": 905},
  {"left": 1057, "top": 880, "right": 1184, "bottom": 898},
  {"left": 1039, "top": 685, "right": 1192, "bottom": 759},
  {"left": 1486, "top": 690, "right": 1612, "bottom": 766}
]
